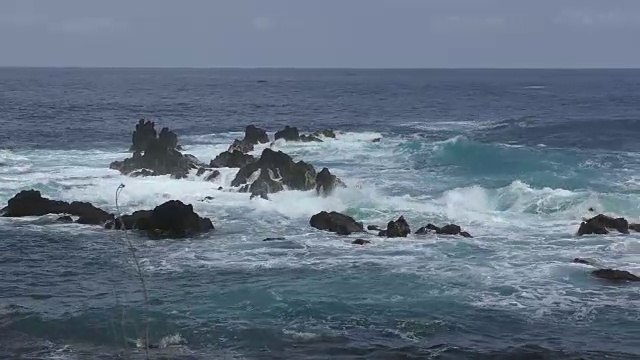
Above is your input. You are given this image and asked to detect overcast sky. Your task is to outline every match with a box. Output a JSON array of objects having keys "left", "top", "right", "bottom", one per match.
[{"left": 1, "top": 0, "right": 639, "bottom": 68}]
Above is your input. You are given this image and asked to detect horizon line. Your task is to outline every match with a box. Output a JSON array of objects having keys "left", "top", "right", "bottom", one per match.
[{"left": 1, "top": 65, "right": 640, "bottom": 70}]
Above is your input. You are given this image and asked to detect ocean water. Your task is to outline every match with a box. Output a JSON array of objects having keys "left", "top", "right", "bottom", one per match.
[{"left": 1, "top": 68, "right": 639, "bottom": 359}]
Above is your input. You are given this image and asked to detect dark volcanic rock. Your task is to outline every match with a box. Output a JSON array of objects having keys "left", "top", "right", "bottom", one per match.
[
  {"left": 352, "top": 239, "right": 371, "bottom": 245},
  {"left": 196, "top": 167, "right": 207, "bottom": 177},
  {"left": 205, "top": 170, "right": 220, "bottom": 182},
  {"left": 232, "top": 148, "right": 316, "bottom": 197},
  {"left": 244, "top": 125, "right": 269, "bottom": 145},
  {"left": 57, "top": 215, "right": 73, "bottom": 223},
  {"left": 629, "top": 223, "right": 640, "bottom": 232},
  {"left": 210, "top": 150, "right": 255, "bottom": 168},
  {"left": 109, "top": 200, "right": 214, "bottom": 238},
  {"left": 367, "top": 225, "right": 381, "bottom": 231},
  {"left": 573, "top": 258, "right": 595, "bottom": 265},
  {"left": 415, "top": 223, "right": 472, "bottom": 237},
  {"left": 111, "top": 120, "right": 200, "bottom": 179},
  {"left": 310, "top": 211, "right": 364, "bottom": 235},
  {"left": 275, "top": 126, "right": 301, "bottom": 142},
  {"left": 382, "top": 216, "right": 411, "bottom": 238},
  {"left": 577, "top": 214, "right": 629, "bottom": 236},
  {"left": 592, "top": 269, "right": 640, "bottom": 282},
  {"left": 2, "top": 190, "right": 113, "bottom": 225},
  {"left": 228, "top": 139, "right": 254, "bottom": 154},
  {"left": 312, "top": 130, "right": 336, "bottom": 139},
  {"left": 315, "top": 167, "right": 346, "bottom": 196}
]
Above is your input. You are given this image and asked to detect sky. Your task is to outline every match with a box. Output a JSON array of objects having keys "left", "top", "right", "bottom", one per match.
[{"left": 1, "top": 0, "right": 639, "bottom": 68}]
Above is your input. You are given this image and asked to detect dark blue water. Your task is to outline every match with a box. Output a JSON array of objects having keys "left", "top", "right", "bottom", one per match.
[{"left": 1, "top": 68, "right": 639, "bottom": 359}]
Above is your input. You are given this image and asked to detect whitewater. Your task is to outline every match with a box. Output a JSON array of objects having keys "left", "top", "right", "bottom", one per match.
[{"left": 1, "top": 68, "right": 639, "bottom": 359}]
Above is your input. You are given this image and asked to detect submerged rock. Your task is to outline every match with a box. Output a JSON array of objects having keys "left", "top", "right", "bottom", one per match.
[
  {"left": 573, "top": 258, "right": 595, "bottom": 265},
  {"left": 1, "top": 190, "right": 113, "bottom": 225},
  {"left": 577, "top": 214, "right": 629, "bottom": 236},
  {"left": 231, "top": 148, "right": 316, "bottom": 198},
  {"left": 111, "top": 120, "right": 200, "bottom": 179},
  {"left": 591, "top": 269, "right": 640, "bottom": 282},
  {"left": 415, "top": 223, "right": 472, "bottom": 237},
  {"left": 310, "top": 211, "right": 364, "bottom": 235},
  {"left": 352, "top": 239, "right": 371, "bottom": 245},
  {"left": 108, "top": 200, "right": 214, "bottom": 239},
  {"left": 57, "top": 215, "right": 74, "bottom": 223},
  {"left": 263, "top": 237, "right": 286, "bottom": 242},
  {"left": 381, "top": 216, "right": 411, "bottom": 238},
  {"left": 274, "top": 126, "right": 333, "bottom": 143},
  {"left": 367, "top": 225, "right": 381, "bottom": 231}
]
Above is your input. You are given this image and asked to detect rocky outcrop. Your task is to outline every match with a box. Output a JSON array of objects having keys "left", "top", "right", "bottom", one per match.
[
  {"left": 231, "top": 148, "right": 316, "bottom": 198},
  {"left": 379, "top": 216, "right": 411, "bottom": 238},
  {"left": 573, "top": 258, "right": 595, "bottom": 265},
  {"left": 226, "top": 125, "right": 269, "bottom": 154},
  {"left": 1, "top": 190, "right": 113, "bottom": 225},
  {"left": 415, "top": 223, "right": 472, "bottom": 238},
  {"left": 111, "top": 120, "right": 200, "bottom": 179},
  {"left": 592, "top": 269, "right": 640, "bottom": 282},
  {"left": 274, "top": 126, "right": 334, "bottom": 143},
  {"left": 577, "top": 214, "right": 629, "bottom": 236},
  {"left": 107, "top": 200, "right": 214, "bottom": 238},
  {"left": 310, "top": 211, "right": 364, "bottom": 235},
  {"left": 367, "top": 225, "right": 381, "bottom": 231},
  {"left": 315, "top": 168, "right": 346, "bottom": 196},
  {"left": 210, "top": 150, "right": 255, "bottom": 168}
]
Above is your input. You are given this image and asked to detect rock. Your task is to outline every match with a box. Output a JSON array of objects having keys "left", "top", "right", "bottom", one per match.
[
  {"left": 210, "top": 150, "right": 255, "bottom": 168},
  {"left": 196, "top": 167, "right": 207, "bottom": 177},
  {"left": 415, "top": 223, "right": 472, "bottom": 237},
  {"left": 352, "top": 239, "right": 371, "bottom": 245},
  {"left": 204, "top": 170, "right": 220, "bottom": 182},
  {"left": 263, "top": 237, "right": 285, "bottom": 242},
  {"left": 592, "top": 269, "right": 640, "bottom": 282},
  {"left": 577, "top": 214, "right": 629, "bottom": 236},
  {"left": 202, "top": 196, "right": 214, "bottom": 201},
  {"left": 629, "top": 223, "right": 640, "bottom": 232},
  {"left": 244, "top": 125, "right": 269, "bottom": 145},
  {"left": 299, "top": 134, "right": 322, "bottom": 142},
  {"left": 383, "top": 216, "right": 411, "bottom": 238},
  {"left": 217, "top": 186, "right": 223, "bottom": 190},
  {"left": 367, "top": 225, "right": 381, "bottom": 231},
  {"left": 573, "top": 258, "right": 595, "bottom": 265},
  {"left": 415, "top": 224, "right": 439, "bottom": 234},
  {"left": 312, "top": 130, "right": 336, "bottom": 139},
  {"left": 228, "top": 139, "right": 254, "bottom": 154},
  {"left": 315, "top": 167, "right": 346, "bottom": 196},
  {"left": 130, "top": 119, "right": 157, "bottom": 153},
  {"left": 111, "top": 120, "right": 200, "bottom": 179},
  {"left": 231, "top": 148, "right": 316, "bottom": 195},
  {"left": 274, "top": 126, "right": 301, "bottom": 142},
  {"left": 109, "top": 200, "right": 214, "bottom": 238},
  {"left": 310, "top": 211, "right": 364, "bottom": 235},
  {"left": 249, "top": 189, "right": 270, "bottom": 200},
  {"left": 57, "top": 215, "right": 73, "bottom": 223},
  {"left": 372, "top": 138, "right": 381, "bottom": 143},
  {"left": 2, "top": 190, "right": 114, "bottom": 225}
]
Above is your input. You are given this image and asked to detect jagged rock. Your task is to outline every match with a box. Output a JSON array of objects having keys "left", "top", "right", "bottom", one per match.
[
  {"left": 629, "top": 223, "right": 640, "bottom": 232},
  {"left": 367, "top": 225, "right": 381, "bottom": 231},
  {"left": 352, "top": 239, "right": 370, "bottom": 245},
  {"left": 228, "top": 139, "right": 254, "bottom": 154},
  {"left": 315, "top": 167, "right": 346, "bottom": 196},
  {"left": 232, "top": 148, "right": 316, "bottom": 196},
  {"left": 196, "top": 167, "right": 207, "bottom": 177},
  {"left": 111, "top": 120, "right": 200, "bottom": 179},
  {"left": 210, "top": 150, "right": 255, "bottom": 168},
  {"left": 577, "top": 214, "right": 629, "bottom": 236},
  {"left": 381, "top": 216, "right": 411, "bottom": 238},
  {"left": 205, "top": 170, "right": 220, "bottom": 182},
  {"left": 415, "top": 223, "right": 472, "bottom": 237},
  {"left": 275, "top": 126, "right": 301, "bottom": 141},
  {"left": 1, "top": 190, "right": 113, "bottom": 225},
  {"left": 108, "top": 200, "right": 214, "bottom": 238},
  {"left": 310, "top": 211, "right": 364, "bottom": 235},
  {"left": 57, "top": 215, "right": 73, "bottom": 223},
  {"left": 592, "top": 269, "right": 640, "bottom": 282},
  {"left": 372, "top": 138, "right": 381, "bottom": 143},
  {"left": 244, "top": 125, "right": 269, "bottom": 145}
]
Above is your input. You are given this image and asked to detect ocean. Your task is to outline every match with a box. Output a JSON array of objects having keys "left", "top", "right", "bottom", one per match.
[{"left": 0, "top": 68, "right": 639, "bottom": 359}]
